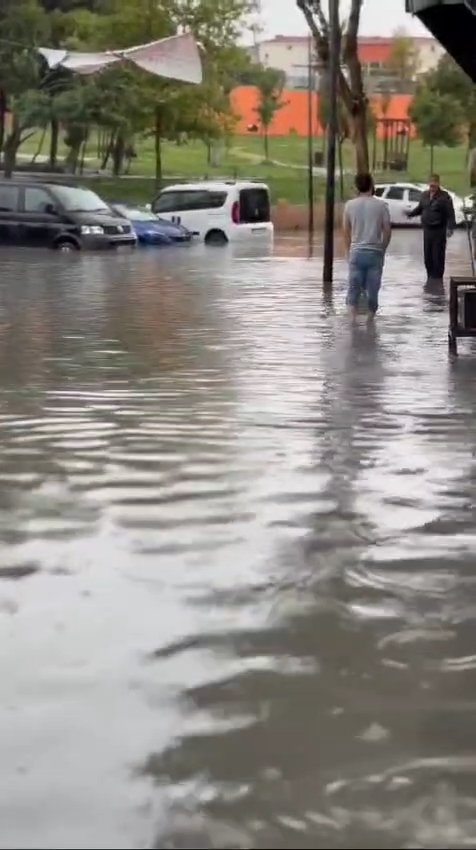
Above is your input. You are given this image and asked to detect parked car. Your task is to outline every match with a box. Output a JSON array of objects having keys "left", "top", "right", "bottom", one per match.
[
  {"left": 152, "top": 180, "right": 274, "bottom": 245},
  {"left": 111, "top": 203, "right": 192, "bottom": 245},
  {"left": 374, "top": 182, "right": 466, "bottom": 227},
  {"left": 464, "top": 192, "right": 474, "bottom": 217},
  {"left": 0, "top": 181, "right": 136, "bottom": 251}
]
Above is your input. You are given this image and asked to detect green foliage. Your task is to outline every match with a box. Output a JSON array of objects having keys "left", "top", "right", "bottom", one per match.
[
  {"left": 409, "top": 87, "right": 463, "bottom": 170},
  {"left": 254, "top": 67, "right": 286, "bottom": 159},
  {"left": 0, "top": 0, "right": 256, "bottom": 176},
  {"left": 410, "top": 89, "right": 463, "bottom": 149},
  {"left": 385, "top": 28, "right": 420, "bottom": 88},
  {"left": 424, "top": 54, "right": 476, "bottom": 147}
]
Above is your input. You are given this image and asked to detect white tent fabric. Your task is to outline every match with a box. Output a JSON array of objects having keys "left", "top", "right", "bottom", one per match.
[{"left": 38, "top": 33, "right": 202, "bottom": 84}]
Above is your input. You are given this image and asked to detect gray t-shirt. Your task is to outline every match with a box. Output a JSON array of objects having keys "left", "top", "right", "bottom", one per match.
[{"left": 343, "top": 195, "right": 390, "bottom": 252}]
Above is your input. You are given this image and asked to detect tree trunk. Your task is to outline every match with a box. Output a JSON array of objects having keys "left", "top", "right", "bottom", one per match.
[
  {"left": 342, "top": 0, "right": 369, "bottom": 172},
  {"left": 299, "top": 0, "right": 369, "bottom": 173},
  {"left": 31, "top": 127, "right": 47, "bottom": 165},
  {"left": 469, "top": 148, "right": 476, "bottom": 187},
  {"left": 3, "top": 114, "right": 21, "bottom": 178},
  {"left": 100, "top": 132, "right": 114, "bottom": 171},
  {"left": 264, "top": 128, "right": 269, "bottom": 161},
  {"left": 112, "top": 131, "right": 126, "bottom": 176},
  {"left": 155, "top": 106, "right": 163, "bottom": 189},
  {"left": 49, "top": 118, "right": 59, "bottom": 169},
  {"left": 352, "top": 108, "right": 369, "bottom": 172},
  {"left": 80, "top": 133, "right": 89, "bottom": 175},
  {"left": 0, "top": 90, "right": 6, "bottom": 154},
  {"left": 65, "top": 142, "right": 82, "bottom": 174},
  {"left": 467, "top": 122, "right": 476, "bottom": 157}
]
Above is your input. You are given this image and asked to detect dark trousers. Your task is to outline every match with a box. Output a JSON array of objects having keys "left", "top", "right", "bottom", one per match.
[{"left": 423, "top": 227, "right": 447, "bottom": 280}]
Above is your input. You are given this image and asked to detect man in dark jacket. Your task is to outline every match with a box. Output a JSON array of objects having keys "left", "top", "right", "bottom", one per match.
[{"left": 405, "top": 174, "right": 456, "bottom": 282}]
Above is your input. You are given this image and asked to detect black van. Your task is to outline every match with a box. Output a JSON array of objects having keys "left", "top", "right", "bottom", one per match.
[{"left": 0, "top": 180, "right": 137, "bottom": 251}]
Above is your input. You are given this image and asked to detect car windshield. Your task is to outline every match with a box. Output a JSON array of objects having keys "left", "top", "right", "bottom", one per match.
[
  {"left": 116, "top": 206, "right": 157, "bottom": 222},
  {"left": 53, "top": 186, "right": 110, "bottom": 213}
]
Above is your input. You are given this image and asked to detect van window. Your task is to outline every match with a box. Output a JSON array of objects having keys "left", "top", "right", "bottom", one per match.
[
  {"left": 155, "top": 190, "right": 227, "bottom": 213},
  {"left": 25, "top": 187, "right": 53, "bottom": 213},
  {"left": 386, "top": 186, "right": 404, "bottom": 200},
  {"left": 408, "top": 188, "right": 422, "bottom": 203},
  {"left": 52, "top": 185, "right": 109, "bottom": 212},
  {"left": 374, "top": 187, "right": 385, "bottom": 197},
  {"left": 0, "top": 185, "right": 19, "bottom": 212},
  {"left": 239, "top": 188, "right": 270, "bottom": 223}
]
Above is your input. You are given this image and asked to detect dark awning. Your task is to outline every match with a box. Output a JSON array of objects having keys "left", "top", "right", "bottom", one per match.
[{"left": 406, "top": 0, "right": 476, "bottom": 82}]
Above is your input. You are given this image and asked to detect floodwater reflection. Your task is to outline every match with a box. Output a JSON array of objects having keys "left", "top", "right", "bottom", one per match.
[{"left": 0, "top": 232, "right": 475, "bottom": 849}]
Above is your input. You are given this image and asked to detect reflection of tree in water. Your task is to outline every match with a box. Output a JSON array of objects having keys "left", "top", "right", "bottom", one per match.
[
  {"left": 139, "top": 320, "right": 476, "bottom": 849},
  {"left": 138, "top": 325, "right": 410, "bottom": 850}
]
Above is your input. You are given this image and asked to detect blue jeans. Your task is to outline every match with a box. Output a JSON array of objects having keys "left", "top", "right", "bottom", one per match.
[{"left": 347, "top": 248, "right": 384, "bottom": 313}]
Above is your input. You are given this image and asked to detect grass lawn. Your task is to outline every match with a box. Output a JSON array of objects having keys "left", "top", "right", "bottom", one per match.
[{"left": 14, "top": 130, "right": 472, "bottom": 207}]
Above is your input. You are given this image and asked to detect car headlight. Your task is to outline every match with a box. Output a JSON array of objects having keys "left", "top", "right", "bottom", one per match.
[{"left": 81, "top": 225, "right": 104, "bottom": 235}]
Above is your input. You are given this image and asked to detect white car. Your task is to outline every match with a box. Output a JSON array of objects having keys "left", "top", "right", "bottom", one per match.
[
  {"left": 152, "top": 180, "right": 274, "bottom": 245},
  {"left": 374, "top": 182, "right": 466, "bottom": 227},
  {"left": 464, "top": 193, "right": 474, "bottom": 215}
]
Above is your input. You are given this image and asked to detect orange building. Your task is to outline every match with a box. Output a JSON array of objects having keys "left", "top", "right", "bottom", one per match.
[{"left": 230, "top": 86, "right": 415, "bottom": 139}]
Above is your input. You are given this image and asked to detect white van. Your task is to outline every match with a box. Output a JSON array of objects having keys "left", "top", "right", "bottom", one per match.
[{"left": 152, "top": 180, "right": 274, "bottom": 245}]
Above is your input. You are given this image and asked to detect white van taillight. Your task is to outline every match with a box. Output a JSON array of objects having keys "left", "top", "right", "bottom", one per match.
[{"left": 231, "top": 201, "right": 240, "bottom": 224}]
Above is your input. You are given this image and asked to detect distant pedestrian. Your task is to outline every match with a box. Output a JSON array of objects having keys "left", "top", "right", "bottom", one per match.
[
  {"left": 343, "top": 172, "right": 392, "bottom": 321},
  {"left": 405, "top": 174, "right": 456, "bottom": 283}
]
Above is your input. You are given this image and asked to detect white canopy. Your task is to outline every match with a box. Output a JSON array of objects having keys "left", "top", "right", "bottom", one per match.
[{"left": 38, "top": 33, "right": 203, "bottom": 85}]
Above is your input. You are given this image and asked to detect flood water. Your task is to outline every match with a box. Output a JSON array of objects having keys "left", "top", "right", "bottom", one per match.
[{"left": 1, "top": 230, "right": 476, "bottom": 849}]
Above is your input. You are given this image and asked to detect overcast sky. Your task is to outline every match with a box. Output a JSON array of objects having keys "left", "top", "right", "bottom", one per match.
[{"left": 259, "top": 0, "right": 428, "bottom": 37}]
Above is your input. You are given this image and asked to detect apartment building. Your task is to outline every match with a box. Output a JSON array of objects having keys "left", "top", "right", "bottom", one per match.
[{"left": 251, "top": 34, "right": 444, "bottom": 91}]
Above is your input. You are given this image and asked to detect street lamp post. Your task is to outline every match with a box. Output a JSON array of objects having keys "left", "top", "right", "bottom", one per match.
[{"left": 322, "top": 0, "right": 339, "bottom": 288}]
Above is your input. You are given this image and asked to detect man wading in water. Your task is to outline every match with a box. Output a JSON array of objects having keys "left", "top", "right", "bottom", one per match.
[
  {"left": 405, "top": 173, "right": 456, "bottom": 284},
  {"left": 343, "top": 172, "right": 392, "bottom": 321}
]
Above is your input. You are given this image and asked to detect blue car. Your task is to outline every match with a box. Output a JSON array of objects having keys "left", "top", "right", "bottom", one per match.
[{"left": 111, "top": 203, "right": 192, "bottom": 246}]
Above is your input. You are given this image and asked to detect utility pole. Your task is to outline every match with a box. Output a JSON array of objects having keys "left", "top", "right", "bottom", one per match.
[
  {"left": 322, "top": 0, "right": 339, "bottom": 289},
  {"left": 307, "top": 32, "right": 314, "bottom": 240}
]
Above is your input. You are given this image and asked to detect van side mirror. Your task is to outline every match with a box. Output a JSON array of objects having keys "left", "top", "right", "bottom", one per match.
[{"left": 45, "top": 202, "right": 58, "bottom": 216}]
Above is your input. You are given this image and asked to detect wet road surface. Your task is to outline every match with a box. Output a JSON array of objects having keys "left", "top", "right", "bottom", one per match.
[{"left": 0, "top": 231, "right": 476, "bottom": 849}]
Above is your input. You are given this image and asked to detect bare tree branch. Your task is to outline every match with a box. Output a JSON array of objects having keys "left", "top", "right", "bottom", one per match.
[
  {"left": 296, "top": 0, "right": 369, "bottom": 169},
  {"left": 347, "top": 0, "right": 363, "bottom": 42},
  {"left": 309, "top": 0, "right": 329, "bottom": 37},
  {"left": 342, "top": 0, "right": 366, "bottom": 117},
  {"left": 296, "top": 0, "right": 328, "bottom": 58}
]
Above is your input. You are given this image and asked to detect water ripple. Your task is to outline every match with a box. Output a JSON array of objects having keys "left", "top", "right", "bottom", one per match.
[{"left": 0, "top": 233, "right": 475, "bottom": 848}]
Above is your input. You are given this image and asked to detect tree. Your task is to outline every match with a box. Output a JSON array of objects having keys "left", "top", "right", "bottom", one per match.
[
  {"left": 0, "top": 0, "right": 52, "bottom": 176},
  {"left": 424, "top": 54, "right": 476, "bottom": 151},
  {"left": 296, "top": 0, "right": 369, "bottom": 172},
  {"left": 0, "top": 0, "right": 253, "bottom": 179},
  {"left": 94, "top": 0, "right": 253, "bottom": 177},
  {"left": 386, "top": 28, "right": 420, "bottom": 91},
  {"left": 409, "top": 87, "right": 463, "bottom": 172},
  {"left": 254, "top": 67, "right": 285, "bottom": 160}
]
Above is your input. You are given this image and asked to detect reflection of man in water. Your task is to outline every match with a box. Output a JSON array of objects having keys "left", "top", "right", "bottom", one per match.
[
  {"left": 405, "top": 173, "right": 456, "bottom": 284},
  {"left": 343, "top": 172, "right": 392, "bottom": 321}
]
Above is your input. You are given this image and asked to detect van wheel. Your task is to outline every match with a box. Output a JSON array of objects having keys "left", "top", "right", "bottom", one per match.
[
  {"left": 205, "top": 229, "right": 228, "bottom": 246},
  {"left": 55, "top": 238, "right": 79, "bottom": 253}
]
